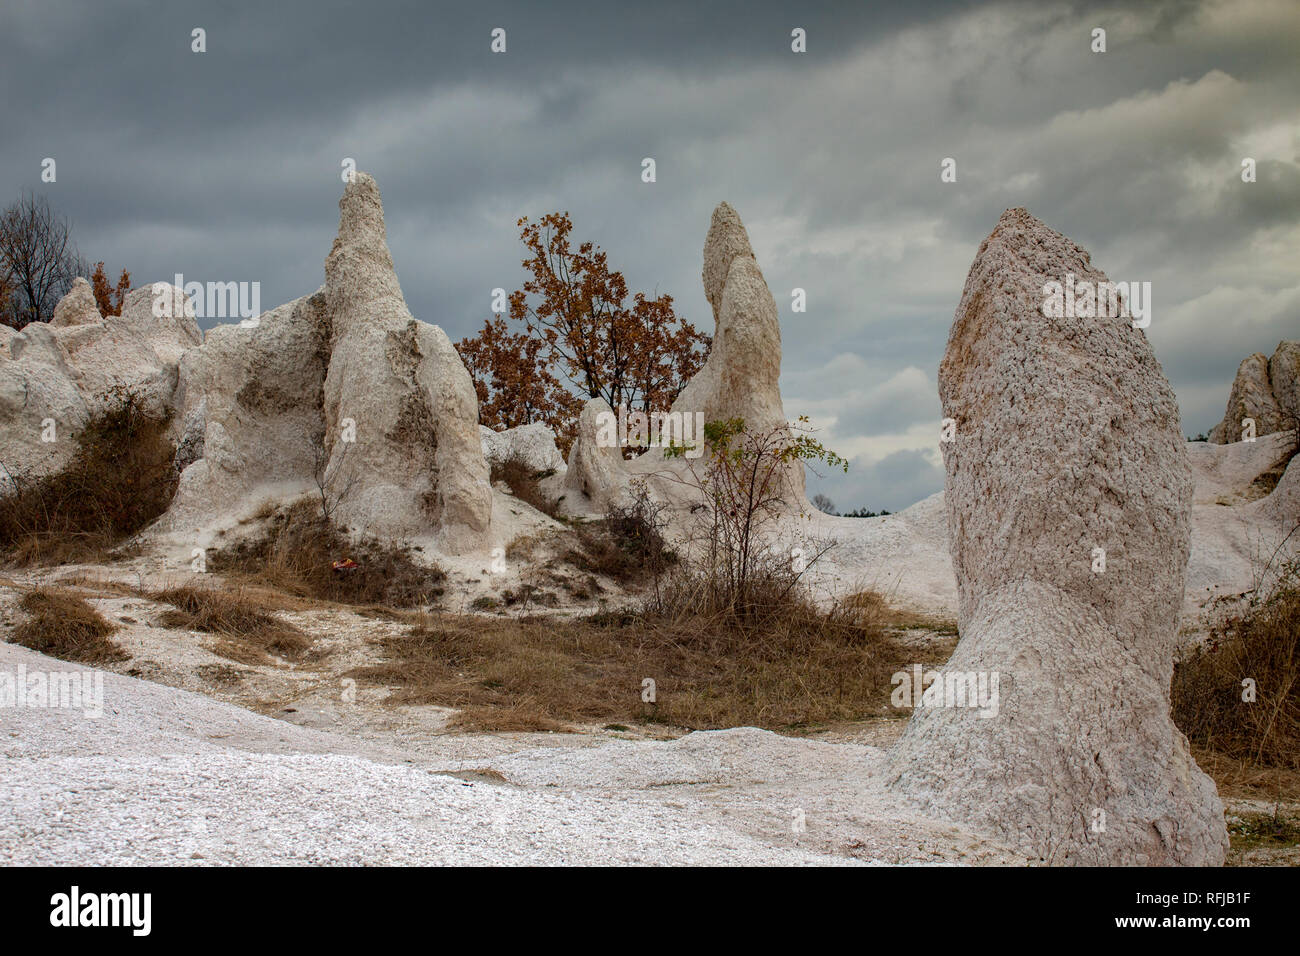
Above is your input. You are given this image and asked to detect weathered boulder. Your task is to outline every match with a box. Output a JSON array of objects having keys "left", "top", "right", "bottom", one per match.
[
  {"left": 1208, "top": 341, "right": 1298, "bottom": 443},
  {"left": 1269, "top": 340, "right": 1300, "bottom": 426},
  {"left": 561, "top": 399, "right": 627, "bottom": 513},
  {"left": 167, "top": 292, "right": 329, "bottom": 525},
  {"left": 53, "top": 283, "right": 201, "bottom": 420},
  {"left": 49, "top": 277, "right": 100, "bottom": 327},
  {"left": 670, "top": 202, "right": 789, "bottom": 441},
  {"left": 480, "top": 422, "right": 565, "bottom": 474},
  {"left": 886, "top": 207, "right": 1227, "bottom": 866},
  {"left": 0, "top": 280, "right": 200, "bottom": 490},
  {"left": 163, "top": 173, "right": 493, "bottom": 555},
  {"left": 320, "top": 173, "right": 491, "bottom": 551}
]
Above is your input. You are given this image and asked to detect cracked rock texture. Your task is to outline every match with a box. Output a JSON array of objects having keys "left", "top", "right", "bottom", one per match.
[{"left": 886, "top": 207, "right": 1228, "bottom": 866}]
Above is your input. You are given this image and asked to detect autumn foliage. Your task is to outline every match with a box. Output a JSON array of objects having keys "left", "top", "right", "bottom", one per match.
[
  {"left": 458, "top": 213, "right": 710, "bottom": 453},
  {"left": 90, "top": 261, "right": 131, "bottom": 316},
  {"left": 458, "top": 316, "right": 582, "bottom": 445}
]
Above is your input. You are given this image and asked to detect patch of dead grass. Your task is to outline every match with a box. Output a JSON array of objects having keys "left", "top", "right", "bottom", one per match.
[
  {"left": 151, "top": 584, "right": 312, "bottom": 665},
  {"left": 0, "top": 387, "right": 177, "bottom": 567},
  {"left": 491, "top": 457, "right": 560, "bottom": 519},
  {"left": 208, "top": 500, "right": 446, "bottom": 609},
  {"left": 8, "top": 587, "right": 128, "bottom": 664},
  {"left": 348, "top": 587, "right": 918, "bottom": 733}
]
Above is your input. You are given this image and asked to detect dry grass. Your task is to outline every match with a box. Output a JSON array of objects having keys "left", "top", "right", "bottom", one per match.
[
  {"left": 151, "top": 584, "right": 312, "bottom": 665},
  {"left": 208, "top": 500, "right": 445, "bottom": 609},
  {"left": 491, "top": 456, "right": 559, "bottom": 518},
  {"left": 349, "top": 587, "right": 916, "bottom": 733},
  {"left": 0, "top": 387, "right": 177, "bottom": 566},
  {"left": 1172, "top": 566, "right": 1299, "bottom": 771},
  {"left": 1193, "top": 747, "right": 1300, "bottom": 803},
  {"left": 8, "top": 587, "right": 128, "bottom": 664}
]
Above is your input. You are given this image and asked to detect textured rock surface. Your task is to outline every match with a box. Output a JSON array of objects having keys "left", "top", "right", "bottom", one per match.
[
  {"left": 1269, "top": 340, "right": 1300, "bottom": 426},
  {"left": 167, "top": 293, "right": 329, "bottom": 526},
  {"left": 0, "top": 280, "right": 200, "bottom": 489},
  {"left": 670, "top": 202, "right": 789, "bottom": 440},
  {"left": 163, "top": 173, "right": 492, "bottom": 555},
  {"left": 49, "top": 277, "right": 100, "bottom": 327},
  {"left": 320, "top": 175, "right": 491, "bottom": 549},
  {"left": 480, "top": 422, "right": 565, "bottom": 474},
  {"left": 886, "top": 207, "right": 1228, "bottom": 865},
  {"left": 1209, "top": 342, "right": 1298, "bottom": 443}
]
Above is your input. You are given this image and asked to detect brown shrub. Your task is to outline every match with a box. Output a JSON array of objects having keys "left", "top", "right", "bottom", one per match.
[
  {"left": 0, "top": 386, "right": 177, "bottom": 566},
  {"left": 9, "top": 587, "right": 128, "bottom": 664},
  {"left": 565, "top": 491, "right": 676, "bottom": 584},
  {"left": 349, "top": 587, "right": 915, "bottom": 734},
  {"left": 1172, "top": 562, "right": 1299, "bottom": 773},
  {"left": 490, "top": 456, "right": 559, "bottom": 518}
]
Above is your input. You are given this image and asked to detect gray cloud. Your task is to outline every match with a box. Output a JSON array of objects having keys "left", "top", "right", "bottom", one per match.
[{"left": 2, "top": 0, "right": 1297, "bottom": 512}]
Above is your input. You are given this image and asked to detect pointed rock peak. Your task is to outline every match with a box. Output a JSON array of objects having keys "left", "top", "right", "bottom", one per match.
[
  {"left": 333, "top": 171, "right": 388, "bottom": 248},
  {"left": 702, "top": 201, "right": 755, "bottom": 324},
  {"left": 325, "top": 171, "right": 400, "bottom": 302},
  {"left": 51, "top": 277, "right": 102, "bottom": 327},
  {"left": 975, "top": 206, "right": 1091, "bottom": 275}
]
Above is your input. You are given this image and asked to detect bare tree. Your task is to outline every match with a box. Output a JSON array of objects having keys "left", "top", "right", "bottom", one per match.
[
  {"left": 811, "top": 493, "right": 837, "bottom": 515},
  {"left": 310, "top": 432, "right": 360, "bottom": 523},
  {"left": 0, "top": 193, "right": 89, "bottom": 329}
]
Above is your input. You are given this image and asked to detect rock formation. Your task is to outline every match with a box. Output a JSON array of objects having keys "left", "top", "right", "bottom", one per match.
[
  {"left": 480, "top": 422, "right": 565, "bottom": 475},
  {"left": 670, "top": 202, "right": 787, "bottom": 434},
  {"left": 886, "top": 207, "right": 1228, "bottom": 865},
  {"left": 561, "top": 201, "right": 804, "bottom": 515},
  {"left": 1208, "top": 340, "right": 1299, "bottom": 443},
  {"left": 165, "top": 173, "right": 492, "bottom": 554},
  {"left": 561, "top": 399, "right": 628, "bottom": 513},
  {"left": 0, "top": 278, "right": 200, "bottom": 489}
]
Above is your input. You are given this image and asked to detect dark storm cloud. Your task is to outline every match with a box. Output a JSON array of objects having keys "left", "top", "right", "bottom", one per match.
[{"left": 2, "top": 0, "right": 1297, "bottom": 512}]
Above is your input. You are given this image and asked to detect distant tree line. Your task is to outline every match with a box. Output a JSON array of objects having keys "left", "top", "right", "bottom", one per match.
[{"left": 810, "top": 493, "right": 890, "bottom": 517}]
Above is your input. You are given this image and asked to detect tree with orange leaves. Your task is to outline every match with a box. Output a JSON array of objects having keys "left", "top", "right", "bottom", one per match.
[
  {"left": 458, "top": 315, "right": 583, "bottom": 452},
  {"left": 459, "top": 213, "right": 710, "bottom": 453},
  {"left": 89, "top": 261, "right": 131, "bottom": 316}
]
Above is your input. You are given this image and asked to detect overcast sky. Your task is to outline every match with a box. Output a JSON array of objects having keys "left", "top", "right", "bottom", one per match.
[{"left": 2, "top": 0, "right": 1297, "bottom": 511}]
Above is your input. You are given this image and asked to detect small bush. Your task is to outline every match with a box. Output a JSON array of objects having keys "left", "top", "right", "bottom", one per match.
[
  {"left": 567, "top": 488, "right": 676, "bottom": 583},
  {"left": 9, "top": 587, "right": 128, "bottom": 664},
  {"left": 209, "top": 500, "right": 445, "bottom": 609},
  {"left": 0, "top": 386, "right": 177, "bottom": 565},
  {"left": 152, "top": 585, "right": 311, "bottom": 665}
]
